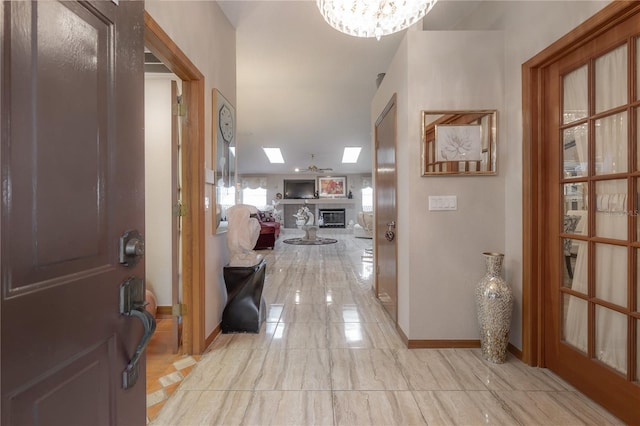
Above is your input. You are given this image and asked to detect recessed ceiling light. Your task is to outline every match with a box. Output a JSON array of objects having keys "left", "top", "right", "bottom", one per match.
[
  {"left": 342, "top": 147, "right": 361, "bottom": 163},
  {"left": 263, "top": 147, "right": 284, "bottom": 163}
]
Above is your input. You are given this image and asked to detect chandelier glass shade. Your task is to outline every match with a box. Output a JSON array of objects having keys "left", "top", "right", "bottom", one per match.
[{"left": 316, "top": 0, "right": 438, "bottom": 40}]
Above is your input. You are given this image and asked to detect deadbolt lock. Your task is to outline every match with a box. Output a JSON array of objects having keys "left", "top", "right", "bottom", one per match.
[{"left": 119, "top": 229, "right": 144, "bottom": 267}]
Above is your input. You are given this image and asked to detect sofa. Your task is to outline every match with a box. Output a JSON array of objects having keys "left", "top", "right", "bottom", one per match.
[{"left": 253, "top": 210, "right": 281, "bottom": 250}]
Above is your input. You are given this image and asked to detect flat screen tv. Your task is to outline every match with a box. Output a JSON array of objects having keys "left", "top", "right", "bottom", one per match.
[{"left": 284, "top": 179, "right": 315, "bottom": 199}]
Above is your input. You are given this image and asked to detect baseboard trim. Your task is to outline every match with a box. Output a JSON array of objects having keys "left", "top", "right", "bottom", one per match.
[
  {"left": 407, "top": 339, "right": 481, "bottom": 349},
  {"left": 156, "top": 305, "right": 172, "bottom": 318},
  {"left": 403, "top": 338, "right": 523, "bottom": 355},
  {"left": 508, "top": 343, "right": 523, "bottom": 360},
  {"left": 396, "top": 325, "right": 409, "bottom": 347},
  {"left": 205, "top": 323, "right": 222, "bottom": 349}
]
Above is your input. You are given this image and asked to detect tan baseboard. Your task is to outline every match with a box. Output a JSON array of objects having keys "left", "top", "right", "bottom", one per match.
[
  {"left": 407, "top": 339, "right": 481, "bottom": 349},
  {"left": 205, "top": 323, "right": 222, "bottom": 349}
]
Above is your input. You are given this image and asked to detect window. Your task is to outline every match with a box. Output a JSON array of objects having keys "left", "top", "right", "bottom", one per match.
[
  {"left": 217, "top": 186, "right": 236, "bottom": 208},
  {"left": 361, "top": 187, "right": 373, "bottom": 212},
  {"left": 242, "top": 187, "right": 267, "bottom": 209},
  {"left": 217, "top": 186, "right": 235, "bottom": 221}
]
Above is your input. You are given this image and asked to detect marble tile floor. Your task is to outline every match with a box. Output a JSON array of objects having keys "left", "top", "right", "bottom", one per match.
[{"left": 151, "top": 233, "right": 622, "bottom": 425}]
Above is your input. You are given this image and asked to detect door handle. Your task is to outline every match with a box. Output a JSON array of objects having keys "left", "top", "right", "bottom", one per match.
[
  {"left": 385, "top": 220, "right": 396, "bottom": 242},
  {"left": 120, "top": 277, "right": 156, "bottom": 390}
]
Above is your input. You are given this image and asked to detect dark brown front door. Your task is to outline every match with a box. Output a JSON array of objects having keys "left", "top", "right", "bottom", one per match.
[
  {"left": 375, "top": 95, "right": 398, "bottom": 323},
  {"left": 1, "top": 1, "right": 146, "bottom": 424}
]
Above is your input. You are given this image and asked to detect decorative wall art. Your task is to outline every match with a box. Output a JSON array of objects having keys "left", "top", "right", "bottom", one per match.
[
  {"left": 435, "top": 124, "right": 482, "bottom": 162},
  {"left": 213, "top": 89, "right": 236, "bottom": 188},
  {"left": 421, "top": 110, "right": 497, "bottom": 176},
  {"left": 318, "top": 176, "right": 347, "bottom": 197}
]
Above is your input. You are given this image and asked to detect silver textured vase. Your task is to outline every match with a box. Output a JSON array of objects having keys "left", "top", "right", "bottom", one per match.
[{"left": 476, "top": 252, "right": 513, "bottom": 363}]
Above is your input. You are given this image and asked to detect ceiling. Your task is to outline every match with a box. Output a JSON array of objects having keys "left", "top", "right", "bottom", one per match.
[{"left": 217, "top": 1, "right": 486, "bottom": 176}]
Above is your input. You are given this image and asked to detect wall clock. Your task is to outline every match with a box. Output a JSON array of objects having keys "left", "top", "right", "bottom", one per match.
[
  {"left": 218, "top": 104, "right": 234, "bottom": 143},
  {"left": 212, "top": 89, "right": 236, "bottom": 190}
]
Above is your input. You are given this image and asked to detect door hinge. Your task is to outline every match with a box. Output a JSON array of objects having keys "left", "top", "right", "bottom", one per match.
[
  {"left": 171, "top": 102, "right": 187, "bottom": 117},
  {"left": 172, "top": 303, "right": 187, "bottom": 316},
  {"left": 173, "top": 202, "right": 187, "bottom": 217}
]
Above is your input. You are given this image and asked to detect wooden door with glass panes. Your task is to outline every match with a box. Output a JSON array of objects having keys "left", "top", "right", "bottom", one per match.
[{"left": 542, "top": 11, "right": 640, "bottom": 423}]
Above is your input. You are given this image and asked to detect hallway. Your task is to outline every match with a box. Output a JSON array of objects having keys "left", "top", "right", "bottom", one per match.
[{"left": 151, "top": 233, "right": 620, "bottom": 425}]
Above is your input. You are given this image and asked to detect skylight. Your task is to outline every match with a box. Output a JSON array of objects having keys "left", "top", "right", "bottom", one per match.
[
  {"left": 342, "top": 147, "right": 361, "bottom": 163},
  {"left": 263, "top": 147, "right": 284, "bottom": 163}
]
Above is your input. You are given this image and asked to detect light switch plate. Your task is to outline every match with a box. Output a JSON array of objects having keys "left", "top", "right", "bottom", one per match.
[{"left": 428, "top": 195, "right": 457, "bottom": 211}]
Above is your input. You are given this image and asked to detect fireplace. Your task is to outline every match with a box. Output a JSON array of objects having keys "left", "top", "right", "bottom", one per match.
[{"left": 319, "top": 208, "right": 345, "bottom": 228}]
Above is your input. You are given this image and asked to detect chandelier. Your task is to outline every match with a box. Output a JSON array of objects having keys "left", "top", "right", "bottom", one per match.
[{"left": 316, "top": 0, "right": 438, "bottom": 40}]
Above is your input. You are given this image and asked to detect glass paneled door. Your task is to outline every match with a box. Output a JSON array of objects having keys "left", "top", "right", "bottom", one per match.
[{"left": 543, "top": 13, "right": 640, "bottom": 422}]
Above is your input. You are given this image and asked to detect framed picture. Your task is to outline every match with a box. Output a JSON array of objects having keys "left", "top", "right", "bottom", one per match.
[
  {"left": 435, "top": 124, "right": 482, "bottom": 162},
  {"left": 213, "top": 89, "right": 236, "bottom": 188},
  {"left": 318, "top": 176, "right": 347, "bottom": 197}
]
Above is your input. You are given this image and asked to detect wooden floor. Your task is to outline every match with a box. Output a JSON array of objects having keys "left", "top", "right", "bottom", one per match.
[{"left": 146, "top": 318, "right": 201, "bottom": 422}]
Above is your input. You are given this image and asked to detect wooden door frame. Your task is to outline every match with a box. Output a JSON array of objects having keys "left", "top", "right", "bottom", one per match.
[
  {"left": 144, "top": 12, "right": 206, "bottom": 354},
  {"left": 170, "top": 80, "right": 180, "bottom": 353},
  {"left": 522, "top": 1, "right": 640, "bottom": 366}
]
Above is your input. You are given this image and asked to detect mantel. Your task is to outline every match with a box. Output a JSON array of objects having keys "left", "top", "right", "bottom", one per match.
[{"left": 278, "top": 199, "right": 355, "bottom": 205}]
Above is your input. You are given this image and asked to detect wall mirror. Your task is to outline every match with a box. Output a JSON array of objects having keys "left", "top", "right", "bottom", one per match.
[{"left": 421, "top": 110, "right": 497, "bottom": 176}]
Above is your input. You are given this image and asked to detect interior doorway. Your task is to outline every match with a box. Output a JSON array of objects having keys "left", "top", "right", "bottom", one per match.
[
  {"left": 143, "top": 12, "right": 206, "bottom": 421},
  {"left": 144, "top": 53, "right": 182, "bottom": 354},
  {"left": 524, "top": 2, "right": 640, "bottom": 423},
  {"left": 144, "top": 12, "right": 206, "bottom": 356}
]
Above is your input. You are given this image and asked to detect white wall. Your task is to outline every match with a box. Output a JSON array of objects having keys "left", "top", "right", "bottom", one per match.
[
  {"left": 372, "top": 1, "right": 609, "bottom": 349},
  {"left": 144, "top": 76, "right": 174, "bottom": 306},
  {"left": 494, "top": 0, "right": 608, "bottom": 350},
  {"left": 145, "top": 1, "right": 236, "bottom": 338},
  {"left": 451, "top": 0, "right": 608, "bottom": 349},
  {"left": 374, "top": 31, "right": 505, "bottom": 341}
]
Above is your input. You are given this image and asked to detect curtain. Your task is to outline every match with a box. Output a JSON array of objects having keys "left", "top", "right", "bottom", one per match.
[
  {"left": 361, "top": 175, "right": 372, "bottom": 189},
  {"left": 564, "top": 47, "right": 628, "bottom": 374},
  {"left": 241, "top": 176, "right": 267, "bottom": 189}
]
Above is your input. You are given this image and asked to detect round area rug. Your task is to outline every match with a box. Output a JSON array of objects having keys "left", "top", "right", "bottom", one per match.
[{"left": 283, "top": 237, "right": 337, "bottom": 246}]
